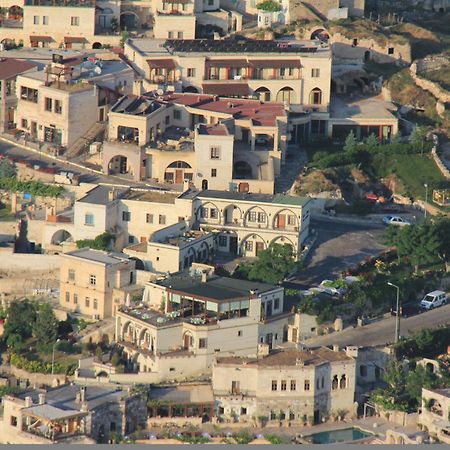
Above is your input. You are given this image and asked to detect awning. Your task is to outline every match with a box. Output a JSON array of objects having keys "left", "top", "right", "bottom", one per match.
[
  {"left": 147, "top": 59, "right": 177, "bottom": 70},
  {"left": 202, "top": 82, "right": 250, "bottom": 96},
  {"left": 64, "top": 36, "right": 88, "bottom": 44},
  {"left": 249, "top": 59, "right": 301, "bottom": 69},
  {"left": 29, "top": 35, "right": 53, "bottom": 43},
  {"left": 206, "top": 59, "right": 249, "bottom": 68}
]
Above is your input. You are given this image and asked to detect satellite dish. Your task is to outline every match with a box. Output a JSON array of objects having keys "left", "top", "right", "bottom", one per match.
[
  {"left": 94, "top": 66, "right": 102, "bottom": 75},
  {"left": 156, "top": 88, "right": 164, "bottom": 96}
]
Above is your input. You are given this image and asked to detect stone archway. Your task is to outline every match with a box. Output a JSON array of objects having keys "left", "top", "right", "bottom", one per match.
[
  {"left": 183, "top": 85, "right": 199, "bottom": 93},
  {"left": 51, "top": 229, "right": 73, "bottom": 245},
  {"left": 310, "top": 28, "right": 329, "bottom": 41},
  {"left": 108, "top": 155, "right": 130, "bottom": 176},
  {"left": 233, "top": 161, "right": 252, "bottom": 179},
  {"left": 92, "top": 42, "right": 102, "bottom": 49}
]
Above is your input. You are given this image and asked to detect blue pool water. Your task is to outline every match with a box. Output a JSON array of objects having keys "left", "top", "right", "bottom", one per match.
[{"left": 307, "top": 427, "right": 372, "bottom": 444}]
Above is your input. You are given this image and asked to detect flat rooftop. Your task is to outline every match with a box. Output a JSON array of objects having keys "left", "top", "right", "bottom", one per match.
[
  {"left": 122, "top": 189, "right": 179, "bottom": 203},
  {"left": 216, "top": 347, "right": 353, "bottom": 367},
  {"left": 330, "top": 96, "right": 397, "bottom": 121},
  {"left": 156, "top": 273, "right": 278, "bottom": 301},
  {"left": 149, "top": 384, "right": 213, "bottom": 404},
  {"left": 64, "top": 248, "right": 128, "bottom": 266},
  {"left": 188, "top": 189, "right": 309, "bottom": 207}
]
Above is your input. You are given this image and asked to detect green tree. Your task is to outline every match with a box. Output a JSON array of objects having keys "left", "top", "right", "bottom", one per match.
[
  {"left": 433, "top": 217, "right": 450, "bottom": 271},
  {"left": 33, "top": 303, "right": 58, "bottom": 354},
  {"left": 406, "top": 364, "right": 439, "bottom": 407},
  {"left": 343, "top": 284, "right": 367, "bottom": 316},
  {"left": 410, "top": 126, "right": 428, "bottom": 156},
  {"left": 256, "top": 0, "right": 281, "bottom": 11},
  {"left": 6, "top": 333, "right": 25, "bottom": 353},
  {"left": 120, "top": 30, "right": 130, "bottom": 48},
  {"left": 76, "top": 232, "right": 115, "bottom": 251},
  {"left": 0, "top": 158, "right": 16, "bottom": 179},
  {"left": 365, "top": 133, "right": 379, "bottom": 153},
  {"left": 3, "top": 299, "right": 37, "bottom": 343},
  {"left": 343, "top": 130, "right": 358, "bottom": 155},
  {"left": 243, "top": 244, "right": 300, "bottom": 284}
]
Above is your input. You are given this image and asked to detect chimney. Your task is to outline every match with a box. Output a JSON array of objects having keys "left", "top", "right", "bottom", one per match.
[
  {"left": 296, "top": 358, "right": 304, "bottom": 367},
  {"left": 183, "top": 179, "right": 190, "bottom": 193},
  {"left": 333, "top": 344, "right": 340, "bottom": 352},
  {"left": 75, "top": 392, "right": 81, "bottom": 403},
  {"left": 38, "top": 392, "right": 46, "bottom": 405},
  {"left": 201, "top": 270, "right": 208, "bottom": 283},
  {"left": 80, "top": 386, "right": 86, "bottom": 402},
  {"left": 108, "top": 188, "right": 116, "bottom": 202},
  {"left": 24, "top": 396, "right": 33, "bottom": 408},
  {"left": 257, "top": 343, "right": 269, "bottom": 357}
]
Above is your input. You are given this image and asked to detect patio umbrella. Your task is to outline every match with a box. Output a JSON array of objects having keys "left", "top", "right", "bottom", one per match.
[{"left": 125, "top": 293, "right": 131, "bottom": 308}]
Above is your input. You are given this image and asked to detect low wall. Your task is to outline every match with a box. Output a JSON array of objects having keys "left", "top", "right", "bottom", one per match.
[
  {"left": 0, "top": 364, "right": 68, "bottom": 388},
  {"left": 147, "top": 417, "right": 203, "bottom": 428},
  {"left": 432, "top": 147, "right": 450, "bottom": 180},
  {"left": 410, "top": 61, "right": 450, "bottom": 104}
]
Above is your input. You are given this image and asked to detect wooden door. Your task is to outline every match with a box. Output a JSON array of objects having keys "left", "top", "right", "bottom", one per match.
[
  {"left": 256, "top": 242, "right": 264, "bottom": 256},
  {"left": 229, "top": 236, "right": 238, "bottom": 254},
  {"left": 183, "top": 334, "right": 190, "bottom": 349},
  {"left": 277, "top": 214, "right": 286, "bottom": 229},
  {"left": 175, "top": 169, "right": 183, "bottom": 184}
]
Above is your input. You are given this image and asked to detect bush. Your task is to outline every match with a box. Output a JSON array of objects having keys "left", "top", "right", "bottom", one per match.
[
  {"left": 55, "top": 340, "right": 81, "bottom": 354},
  {"left": 10, "top": 353, "right": 77, "bottom": 375},
  {"left": 0, "top": 177, "right": 64, "bottom": 197}
]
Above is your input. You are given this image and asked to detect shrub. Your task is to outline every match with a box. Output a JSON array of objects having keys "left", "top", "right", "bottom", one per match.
[
  {"left": 10, "top": 353, "right": 77, "bottom": 375},
  {"left": 0, "top": 177, "right": 64, "bottom": 197}
]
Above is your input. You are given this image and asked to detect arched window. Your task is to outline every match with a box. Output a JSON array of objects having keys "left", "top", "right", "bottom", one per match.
[
  {"left": 310, "top": 88, "right": 322, "bottom": 105},
  {"left": 168, "top": 160, "right": 192, "bottom": 169},
  {"left": 332, "top": 375, "right": 338, "bottom": 390},
  {"left": 340, "top": 374, "right": 347, "bottom": 389},
  {"left": 276, "top": 87, "right": 296, "bottom": 103},
  {"left": 360, "top": 365, "right": 367, "bottom": 377},
  {"left": 255, "top": 87, "right": 271, "bottom": 102}
]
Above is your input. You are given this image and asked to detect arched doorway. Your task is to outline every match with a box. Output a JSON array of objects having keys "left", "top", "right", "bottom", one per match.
[
  {"left": 129, "top": 257, "right": 145, "bottom": 270},
  {"left": 164, "top": 160, "right": 193, "bottom": 183},
  {"left": 92, "top": 42, "right": 102, "bottom": 49},
  {"left": 202, "top": 179, "right": 208, "bottom": 190},
  {"left": 233, "top": 161, "right": 252, "bottom": 179},
  {"left": 120, "top": 11, "right": 139, "bottom": 30},
  {"left": 310, "top": 28, "right": 330, "bottom": 41},
  {"left": 364, "top": 50, "right": 371, "bottom": 62},
  {"left": 51, "top": 229, "right": 73, "bottom": 245},
  {"left": 183, "top": 85, "right": 199, "bottom": 93},
  {"left": 276, "top": 86, "right": 296, "bottom": 103},
  {"left": 108, "top": 155, "right": 129, "bottom": 175},
  {"left": 310, "top": 87, "right": 322, "bottom": 105},
  {"left": 254, "top": 87, "right": 271, "bottom": 102}
]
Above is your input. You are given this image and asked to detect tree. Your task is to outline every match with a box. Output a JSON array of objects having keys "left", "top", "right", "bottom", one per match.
[
  {"left": 343, "top": 130, "right": 358, "bottom": 155},
  {"left": 241, "top": 243, "right": 300, "bottom": 284},
  {"left": 406, "top": 364, "right": 439, "bottom": 407},
  {"left": 343, "top": 284, "right": 367, "bottom": 316},
  {"left": 0, "top": 158, "right": 16, "bottom": 179},
  {"left": 256, "top": 0, "right": 282, "bottom": 11},
  {"left": 3, "top": 299, "right": 37, "bottom": 343},
  {"left": 33, "top": 303, "right": 58, "bottom": 354},
  {"left": 433, "top": 217, "right": 450, "bottom": 271},
  {"left": 120, "top": 30, "right": 130, "bottom": 48},
  {"left": 365, "top": 133, "right": 379, "bottom": 153},
  {"left": 410, "top": 126, "right": 428, "bottom": 156},
  {"left": 76, "top": 232, "right": 115, "bottom": 251}
]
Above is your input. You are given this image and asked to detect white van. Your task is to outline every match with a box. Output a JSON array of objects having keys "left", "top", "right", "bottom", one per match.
[{"left": 420, "top": 290, "right": 447, "bottom": 310}]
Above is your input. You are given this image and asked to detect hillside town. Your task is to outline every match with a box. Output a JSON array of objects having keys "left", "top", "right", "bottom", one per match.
[{"left": 0, "top": 0, "right": 448, "bottom": 445}]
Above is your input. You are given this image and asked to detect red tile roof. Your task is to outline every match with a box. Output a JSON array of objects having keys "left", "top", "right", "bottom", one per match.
[
  {"left": 202, "top": 82, "right": 249, "bottom": 96},
  {"left": 0, "top": 58, "right": 36, "bottom": 80},
  {"left": 198, "top": 123, "right": 229, "bottom": 136},
  {"left": 29, "top": 35, "right": 53, "bottom": 42},
  {"left": 147, "top": 59, "right": 177, "bottom": 70},
  {"left": 64, "top": 36, "right": 88, "bottom": 44}
]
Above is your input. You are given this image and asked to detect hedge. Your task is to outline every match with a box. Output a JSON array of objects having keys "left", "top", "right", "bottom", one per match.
[
  {"left": 10, "top": 353, "right": 78, "bottom": 375},
  {"left": 0, "top": 177, "right": 64, "bottom": 198}
]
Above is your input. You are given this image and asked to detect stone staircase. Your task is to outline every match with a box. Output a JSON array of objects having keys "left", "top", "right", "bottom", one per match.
[
  {"left": 64, "top": 121, "right": 105, "bottom": 160},
  {"left": 275, "top": 146, "right": 308, "bottom": 194}
]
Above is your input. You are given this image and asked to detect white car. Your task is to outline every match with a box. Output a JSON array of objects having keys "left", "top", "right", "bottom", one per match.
[
  {"left": 420, "top": 290, "right": 447, "bottom": 310},
  {"left": 382, "top": 215, "right": 411, "bottom": 226}
]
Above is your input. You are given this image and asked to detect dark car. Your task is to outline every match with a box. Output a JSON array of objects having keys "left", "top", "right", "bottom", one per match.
[{"left": 390, "top": 302, "right": 422, "bottom": 318}]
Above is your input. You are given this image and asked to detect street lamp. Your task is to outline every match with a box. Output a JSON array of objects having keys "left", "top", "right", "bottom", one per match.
[
  {"left": 387, "top": 282, "right": 401, "bottom": 344},
  {"left": 51, "top": 339, "right": 61, "bottom": 375},
  {"left": 424, "top": 183, "right": 428, "bottom": 218}
]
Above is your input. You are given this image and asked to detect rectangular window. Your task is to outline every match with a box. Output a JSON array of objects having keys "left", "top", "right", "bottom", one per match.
[
  {"left": 74, "top": 293, "right": 78, "bottom": 304},
  {"left": 290, "top": 380, "right": 296, "bottom": 391},
  {"left": 68, "top": 269, "right": 75, "bottom": 281},
  {"left": 200, "top": 207, "right": 208, "bottom": 218},
  {"left": 311, "top": 68, "right": 320, "bottom": 78},
  {"left": 218, "top": 235, "right": 227, "bottom": 247},
  {"left": 20, "top": 86, "right": 38, "bottom": 103},
  {"left": 257, "top": 212, "right": 266, "bottom": 223},
  {"left": 248, "top": 211, "right": 257, "bottom": 222},
  {"left": 71, "top": 16, "right": 80, "bottom": 26},
  {"left": 146, "top": 213, "right": 153, "bottom": 224},
  {"left": 271, "top": 380, "right": 277, "bottom": 391},
  {"left": 55, "top": 99, "right": 62, "bottom": 114},
  {"left": 89, "top": 275, "right": 96, "bottom": 285},
  {"left": 210, "top": 208, "right": 218, "bottom": 219},
  {"left": 245, "top": 241, "right": 253, "bottom": 252},
  {"left": 210, "top": 147, "right": 220, "bottom": 159},
  {"left": 231, "top": 380, "right": 240, "bottom": 394},
  {"left": 287, "top": 215, "right": 296, "bottom": 225},
  {"left": 177, "top": 31, "right": 183, "bottom": 39},
  {"left": 158, "top": 215, "right": 166, "bottom": 225},
  {"left": 199, "top": 338, "right": 207, "bottom": 348},
  {"left": 211, "top": 168, "right": 217, "bottom": 177},
  {"left": 45, "top": 97, "right": 52, "bottom": 112},
  {"left": 274, "top": 298, "right": 280, "bottom": 309},
  {"left": 10, "top": 416, "right": 17, "bottom": 427},
  {"left": 165, "top": 115, "right": 170, "bottom": 124},
  {"left": 187, "top": 68, "right": 196, "bottom": 77},
  {"left": 43, "top": 15, "right": 49, "bottom": 25},
  {"left": 128, "top": 236, "right": 134, "bottom": 244},
  {"left": 173, "top": 110, "right": 181, "bottom": 120},
  {"left": 304, "top": 379, "right": 310, "bottom": 391},
  {"left": 237, "top": 330, "right": 242, "bottom": 337},
  {"left": 84, "top": 213, "right": 94, "bottom": 226},
  {"left": 21, "top": 118, "right": 28, "bottom": 129},
  {"left": 85, "top": 297, "right": 90, "bottom": 308},
  {"left": 33, "top": 15, "right": 39, "bottom": 25},
  {"left": 93, "top": 299, "right": 98, "bottom": 310},
  {"left": 65, "top": 291, "right": 70, "bottom": 302},
  {"left": 388, "top": 47, "right": 394, "bottom": 55},
  {"left": 281, "top": 380, "right": 287, "bottom": 391},
  {"left": 168, "top": 31, "right": 174, "bottom": 38},
  {"left": 122, "top": 211, "right": 131, "bottom": 222}
]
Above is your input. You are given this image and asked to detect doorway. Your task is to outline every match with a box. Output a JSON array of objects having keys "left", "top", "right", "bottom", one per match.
[
  {"left": 229, "top": 236, "right": 238, "bottom": 254},
  {"left": 175, "top": 169, "right": 183, "bottom": 184},
  {"left": 202, "top": 179, "right": 208, "bottom": 190},
  {"left": 256, "top": 242, "right": 264, "bottom": 256}
]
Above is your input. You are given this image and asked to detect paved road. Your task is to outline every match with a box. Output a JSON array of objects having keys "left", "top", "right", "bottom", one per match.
[
  {"left": 285, "top": 218, "right": 387, "bottom": 289},
  {"left": 304, "top": 303, "right": 450, "bottom": 348}
]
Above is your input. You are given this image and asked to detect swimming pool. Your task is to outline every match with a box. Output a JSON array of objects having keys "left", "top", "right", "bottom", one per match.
[{"left": 305, "top": 427, "right": 373, "bottom": 444}]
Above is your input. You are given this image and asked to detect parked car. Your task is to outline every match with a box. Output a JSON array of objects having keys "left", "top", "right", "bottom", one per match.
[
  {"left": 319, "top": 280, "right": 346, "bottom": 296},
  {"left": 382, "top": 215, "right": 411, "bottom": 226},
  {"left": 420, "top": 290, "right": 447, "bottom": 310},
  {"left": 390, "top": 301, "right": 422, "bottom": 318}
]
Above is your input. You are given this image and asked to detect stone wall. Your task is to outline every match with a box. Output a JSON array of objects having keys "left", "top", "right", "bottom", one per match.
[{"left": 432, "top": 147, "right": 450, "bottom": 180}]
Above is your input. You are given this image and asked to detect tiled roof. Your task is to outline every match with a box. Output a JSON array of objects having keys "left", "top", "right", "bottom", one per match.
[{"left": 0, "top": 58, "right": 36, "bottom": 80}]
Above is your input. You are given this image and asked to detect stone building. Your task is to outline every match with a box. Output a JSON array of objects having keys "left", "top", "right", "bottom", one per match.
[
  {"left": 418, "top": 388, "right": 450, "bottom": 444},
  {"left": 59, "top": 248, "right": 139, "bottom": 320},
  {"left": 0, "top": 384, "right": 147, "bottom": 444},
  {"left": 212, "top": 345, "right": 357, "bottom": 424}
]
